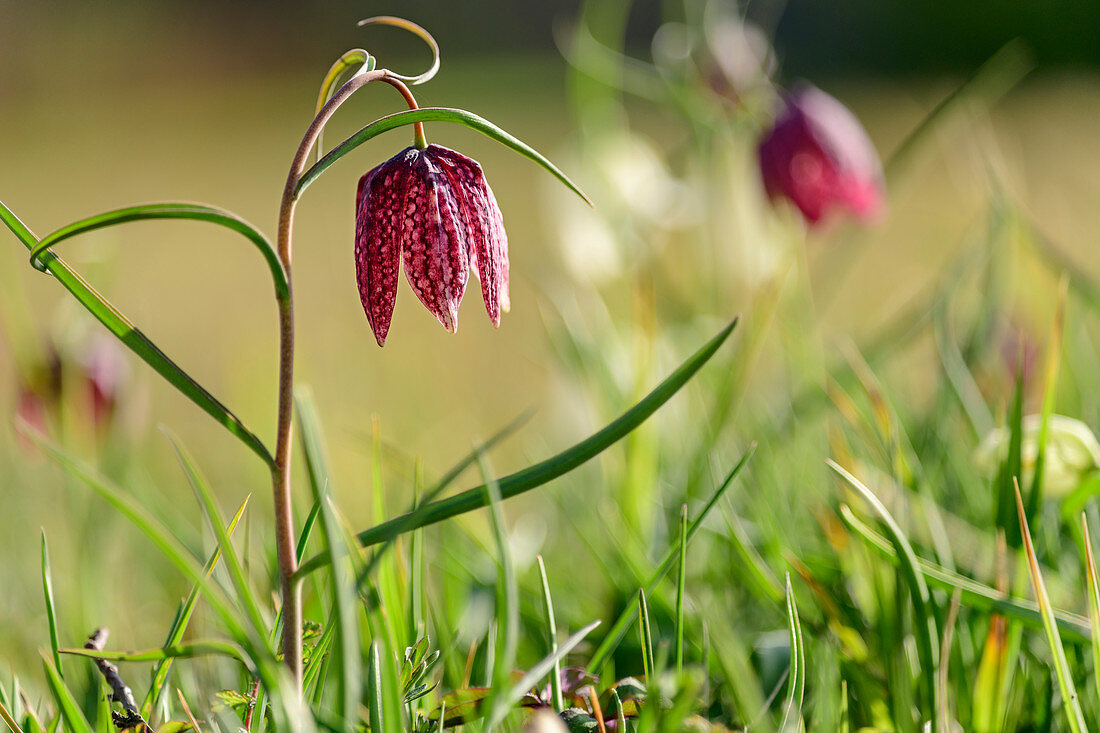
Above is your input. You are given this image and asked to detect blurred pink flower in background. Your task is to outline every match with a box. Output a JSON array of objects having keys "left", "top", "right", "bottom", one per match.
[
  {"left": 79, "top": 333, "right": 128, "bottom": 434},
  {"left": 758, "top": 84, "right": 885, "bottom": 226}
]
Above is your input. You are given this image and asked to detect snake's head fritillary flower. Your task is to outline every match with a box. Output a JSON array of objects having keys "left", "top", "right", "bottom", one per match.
[
  {"left": 355, "top": 143, "right": 509, "bottom": 347},
  {"left": 758, "top": 84, "right": 885, "bottom": 226}
]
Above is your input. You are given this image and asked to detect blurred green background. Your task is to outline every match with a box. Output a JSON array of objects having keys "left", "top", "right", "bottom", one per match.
[{"left": 2, "top": 0, "right": 1100, "bottom": 691}]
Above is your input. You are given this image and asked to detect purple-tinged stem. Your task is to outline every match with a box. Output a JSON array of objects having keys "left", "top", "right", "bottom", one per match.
[{"left": 272, "top": 67, "right": 427, "bottom": 691}]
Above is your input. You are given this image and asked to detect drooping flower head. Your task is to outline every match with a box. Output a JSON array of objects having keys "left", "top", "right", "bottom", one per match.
[
  {"left": 355, "top": 143, "right": 509, "bottom": 346},
  {"left": 758, "top": 84, "right": 885, "bottom": 226}
]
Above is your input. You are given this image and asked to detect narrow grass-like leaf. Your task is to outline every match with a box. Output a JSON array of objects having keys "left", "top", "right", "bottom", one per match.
[
  {"left": 0, "top": 200, "right": 275, "bottom": 467},
  {"left": 1084, "top": 515, "right": 1100, "bottom": 704},
  {"left": 0, "top": 698, "right": 24, "bottom": 733},
  {"left": 367, "top": 642, "right": 384, "bottom": 733},
  {"left": 479, "top": 451, "right": 518, "bottom": 733},
  {"left": 484, "top": 620, "right": 601, "bottom": 731},
  {"left": 675, "top": 505, "right": 687, "bottom": 675},
  {"left": 840, "top": 504, "right": 1091, "bottom": 642},
  {"left": 296, "top": 388, "right": 362, "bottom": 730},
  {"left": 828, "top": 460, "right": 940, "bottom": 722},
  {"left": 586, "top": 444, "right": 754, "bottom": 674},
  {"left": 61, "top": 641, "right": 245, "bottom": 664},
  {"left": 142, "top": 496, "right": 250, "bottom": 718},
  {"left": 839, "top": 680, "right": 849, "bottom": 733},
  {"left": 297, "top": 107, "right": 592, "bottom": 205},
  {"left": 299, "top": 318, "right": 739, "bottom": 577},
  {"left": 1025, "top": 274, "right": 1067, "bottom": 520},
  {"left": 536, "top": 556, "right": 564, "bottom": 712},
  {"left": 639, "top": 590, "right": 654, "bottom": 684},
  {"left": 164, "top": 431, "right": 270, "bottom": 643},
  {"left": 1016, "top": 484, "right": 1087, "bottom": 732},
  {"left": 779, "top": 574, "right": 805, "bottom": 733},
  {"left": 39, "top": 534, "right": 62, "bottom": 682},
  {"left": 38, "top": 655, "right": 91, "bottom": 733}
]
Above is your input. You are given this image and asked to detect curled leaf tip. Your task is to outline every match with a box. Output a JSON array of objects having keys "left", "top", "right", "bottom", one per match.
[{"left": 357, "top": 15, "right": 440, "bottom": 85}]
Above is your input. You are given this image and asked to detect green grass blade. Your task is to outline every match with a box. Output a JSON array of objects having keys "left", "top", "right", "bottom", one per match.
[
  {"left": 484, "top": 620, "right": 601, "bottom": 731},
  {"left": 60, "top": 641, "right": 245, "bottom": 664},
  {"left": 639, "top": 591, "right": 654, "bottom": 684},
  {"left": 296, "top": 388, "right": 362, "bottom": 730},
  {"left": 1026, "top": 274, "right": 1067, "bottom": 519},
  {"left": 586, "top": 445, "right": 754, "bottom": 674},
  {"left": 38, "top": 655, "right": 91, "bottom": 733},
  {"left": 840, "top": 504, "right": 1091, "bottom": 642},
  {"left": 536, "top": 556, "right": 564, "bottom": 712},
  {"left": 40, "top": 533, "right": 62, "bottom": 682},
  {"left": 163, "top": 431, "right": 270, "bottom": 641},
  {"left": 298, "top": 318, "right": 739, "bottom": 577},
  {"left": 839, "top": 680, "right": 849, "bottom": 733},
  {"left": 1084, "top": 515, "right": 1100, "bottom": 704},
  {"left": 0, "top": 200, "right": 275, "bottom": 468},
  {"left": 141, "top": 496, "right": 250, "bottom": 718},
  {"left": 675, "top": 505, "right": 687, "bottom": 676},
  {"left": 779, "top": 574, "right": 805, "bottom": 733},
  {"left": 297, "top": 107, "right": 592, "bottom": 205},
  {"left": 1016, "top": 485, "right": 1087, "bottom": 732},
  {"left": 479, "top": 451, "right": 518, "bottom": 733},
  {"left": 367, "top": 642, "right": 385, "bottom": 733},
  {"left": 828, "top": 460, "right": 940, "bottom": 722},
  {"left": 0, "top": 698, "right": 24, "bottom": 733}
]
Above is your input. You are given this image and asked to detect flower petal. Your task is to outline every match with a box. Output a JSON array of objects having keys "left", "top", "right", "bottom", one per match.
[
  {"left": 429, "top": 144, "right": 510, "bottom": 326},
  {"left": 355, "top": 154, "right": 409, "bottom": 346},
  {"left": 399, "top": 149, "right": 470, "bottom": 333}
]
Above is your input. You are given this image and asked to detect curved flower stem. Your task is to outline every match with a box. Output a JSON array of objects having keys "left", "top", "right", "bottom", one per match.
[
  {"left": 379, "top": 76, "right": 428, "bottom": 149},
  {"left": 272, "top": 66, "right": 427, "bottom": 690}
]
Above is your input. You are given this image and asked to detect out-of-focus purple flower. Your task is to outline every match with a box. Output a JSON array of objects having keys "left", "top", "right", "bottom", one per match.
[
  {"left": 79, "top": 334, "right": 128, "bottom": 433},
  {"left": 355, "top": 143, "right": 509, "bottom": 346},
  {"left": 758, "top": 85, "right": 885, "bottom": 226},
  {"left": 12, "top": 347, "right": 62, "bottom": 451}
]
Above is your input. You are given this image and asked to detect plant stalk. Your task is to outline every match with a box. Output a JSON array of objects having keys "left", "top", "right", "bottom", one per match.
[{"left": 272, "top": 66, "right": 425, "bottom": 690}]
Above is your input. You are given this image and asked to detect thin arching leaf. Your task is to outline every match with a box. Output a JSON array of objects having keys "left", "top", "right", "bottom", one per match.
[
  {"left": 0, "top": 200, "right": 276, "bottom": 467},
  {"left": 297, "top": 318, "right": 739, "bottom": 577},
  {"left": 779, "top": 574, "right": 805, "bottom": 733},
  {"left": 28, "top": 203, "right": 287, "bottom": 300},
  {"left": 839, "top": 504, "right": 1091, "bottom": 642},
  {"left": 829, "top": 461, "right": 940, "bottom": 723},
  {"left": 296, "top": 107, "right": 592, "bottom": 205}
]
